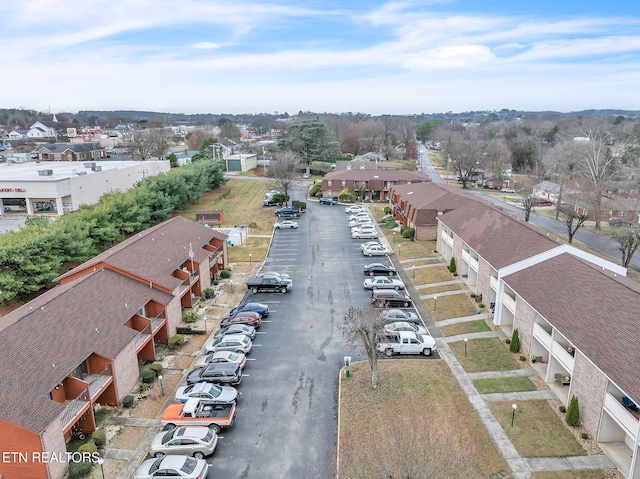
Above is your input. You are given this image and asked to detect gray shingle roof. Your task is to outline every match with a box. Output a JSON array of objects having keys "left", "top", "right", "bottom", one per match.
[
  {"left": 323, "top": 169, "right": 431, "bottom": 182},
  {"left": 391, "top": 183, "right": 475, "bottom": 225},
  {"left": 503, "top": 253, "right": 640, "bottom": 402}
]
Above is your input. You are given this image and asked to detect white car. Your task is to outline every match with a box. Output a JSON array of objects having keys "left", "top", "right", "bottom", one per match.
[
  {"left": 135, "top": 455, "right": 209, "bottom": 479},
  {"left": 204, "top": 334, "right": 252, "bottom": 355},
  {"left": 362, "top": 244, "right": 392, "bottom": 256},
  {"left": 194, "top": 350, "right": 247, "bottom": 369},
  {"left": 345, "top": 205, "right": 365, "bottom": 214},
  {"left": 149, "top": 426, "right": 218, "bottom": 459},
  {"left": 352, "top": 229, "right": 379, "bottom": 239},
  {"left": 274, "top": 220, "right": 299, "bottom": 229},
  {"left": 383, "top": 321, "right": 427, "bottom": 336},
  {"left": 363, "top": 276, "right": 405, "bottom": 290},
  {"left": 360, "top": 241, "right": 382, "bottom": 252},
  {"left": 501, "top": 188, "right": 516, "bottom": 193},
  {"left": 349, "top": 212, "right": 370, "bottom": 221},
  {"left": 175, "top": 382, "right": 238, "bottom": 404},
  {"left": 380, "top": 309, "right": 420, "bottom": 324}
]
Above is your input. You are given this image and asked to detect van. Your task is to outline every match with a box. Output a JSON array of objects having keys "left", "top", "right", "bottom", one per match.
[{"left": 370, "top": 290, "right": 412, "bottom": 308}]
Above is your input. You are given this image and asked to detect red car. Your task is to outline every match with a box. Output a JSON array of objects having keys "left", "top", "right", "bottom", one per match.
[{"left": 220, "top": 311, "right": 261, "bottom": 328}]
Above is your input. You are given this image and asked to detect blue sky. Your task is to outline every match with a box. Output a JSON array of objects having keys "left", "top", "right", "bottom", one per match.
[{"left": 1, "top": 1, "right": 639, "bottom": 115}]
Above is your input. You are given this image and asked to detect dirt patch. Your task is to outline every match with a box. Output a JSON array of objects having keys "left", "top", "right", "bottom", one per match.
[
  {"left": 179, "top": 333, "right": 209, "bottom": 354},
  {"left": 129, "top": 374, "right": 182, "bottom": 419},
  {"left": 109, "top": 426, "right": 148, "bottom": 450},
  {"left": 101, "top": 458, "right": 128, "bottom": 479},
  {"left": 169, "top": 355, "right": 196, "bottom": 370}
]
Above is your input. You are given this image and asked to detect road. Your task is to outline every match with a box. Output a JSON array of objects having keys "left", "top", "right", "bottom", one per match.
[{"left": 417, "top": 144, "right": 640, "bottom": 271}]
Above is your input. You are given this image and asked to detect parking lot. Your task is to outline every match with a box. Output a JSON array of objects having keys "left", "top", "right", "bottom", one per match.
[{"left": 196, "top": 200, "right": 433, "bottom": 477}]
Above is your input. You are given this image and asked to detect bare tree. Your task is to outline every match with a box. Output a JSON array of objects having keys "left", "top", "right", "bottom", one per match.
[
  {"left": 560, "top": 204, "right": 589, "bottom": 244},
  {"left": 519, "top": 165, "right": 546, "bottom": 222},
  {"left": 148, "top": 127, "right": 171, "bottom": 160},
  {"left": 128, "top": 129, "right": 155, "bottom": 161},
  {"left": 437, "top": 128, "right": 484, "bottom": 188},
  {"left": 269, "top": 151, "right": 301, "bottom": 206},
  {"left": 338, "top": 306, "right": 384, "bottom": 387},
  {"left": 611, "top": 225, "right": 640, "bottom": 268}
]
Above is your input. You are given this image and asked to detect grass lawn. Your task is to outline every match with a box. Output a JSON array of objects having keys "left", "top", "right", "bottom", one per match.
[
  {"left": 401, "top": 257, "right": 444, "bottom": 267},
  {"left": 450, "top": 337, "right": 520, "bottom": 372},
  {"left": 489, "top": 400, "right": 588, "bottom": 457},
  {"left": 473, "top": 376, "right": 537, "bottom": 394},
  {"left": 440, "top": 319, "right": 492, "bottom": 337},
  {"left": 417, "top": 283, "right": 463, "bottom": 295},
  {"left": 392, "top": 239, "right": 439, "bottom": 259},
  {"left": 226, "top": 236, "right": 270, "bottom": 263},
  {"left": 423, "top": 293, "right": 481, "bottom": 321},
  {"left": 339, "top": 360, "right": 508, "bottom": 479},
  {"left": 410, "top": 265, "right": 455, "bottom": 284},
  {"left": 533, "top": 471, "right": 609, "bottom": 479}
]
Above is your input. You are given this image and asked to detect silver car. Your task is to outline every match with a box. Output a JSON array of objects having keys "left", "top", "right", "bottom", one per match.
[
  {"left": 362, "top": 244, "right": 391, "bottom": 256},
  {"left": 379, "top": 309, "right": 420, "bottom": 324},
  {"left": 204, "top": 334, "right": 252, "bottom": 355},
  {"left": 149, "top": 426, "right": 218, "bottom": 459},
  {"left": 383, "top": 321, "right": 427, "bottom": 336},
  {"left": 134, "top": 455, "right": 209, "bottom": 478},
  {"left": 175, "top": 382, "right": 238, "bottom": 404},
  {"left": 194, "top": 350, "right": 247, "bottom": 369},
  {"left": 363, "top": 276, "right": 405, "bottom": 290}
]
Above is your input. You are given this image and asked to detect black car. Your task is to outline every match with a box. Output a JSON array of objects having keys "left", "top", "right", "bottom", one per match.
[
  {"left": 370, "top": 290, "right": 412, "bottom": 308},
  {"left": 608, "top": 217, "right": 632, "bottom": 227},
  {"left": 363, "top": 262, "right": 397, "bottom": 276},
  {"left": 319, "top": 197, "right": 338, "bottom": 205},
  {"left": 275, "top": 207, "right": 300, "bottom": 218},
  {"left": 229, "top": 302, "right": 270, "bottom": 318},
  {"left": 186, "top": 363, "right": 243, "bottom": 386}
]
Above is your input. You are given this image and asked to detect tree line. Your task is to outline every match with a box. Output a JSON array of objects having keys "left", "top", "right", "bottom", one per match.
[{"left": 0, "top": 160, "right": 226, "bottom": 304}]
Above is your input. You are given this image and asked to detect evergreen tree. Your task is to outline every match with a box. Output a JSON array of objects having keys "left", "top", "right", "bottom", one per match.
[
  {"left": 449, "top": 257, "right": 456, "bottom": 273},
  {"left": 566, "top": 396, "right": 580, "bottom": 426},
  {"left": 510, "top": 329, "right": 520, "bottom": 353}
]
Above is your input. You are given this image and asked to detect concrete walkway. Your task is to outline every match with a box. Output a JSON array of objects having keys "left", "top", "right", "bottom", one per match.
[
  {"left": 445, "top": 331, "right": 505, "bottom": 342},
  {"left": 398, "top": 257, "right": 443, "bottom": 264},
  {"left": 436, "top": 313, "right": 493, "bottom": 326},
  {"left": 524, "top": 455, "right": 615, "bottom": 471},
  {"left": 468, "top": 369, "right": 537, "bottom": 380},
  {"left": 482, "top": 390, "right": 558, "bottom": 402},
  {"left": 420, "top": 289, "right": 469, "bottom": 300},
  {"left": 414, "top": 279, "right": 464, "bottom": 290}
]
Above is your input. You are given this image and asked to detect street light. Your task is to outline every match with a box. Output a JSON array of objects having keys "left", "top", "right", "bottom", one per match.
[
  {"left": 511, "top": 403, "right": 518, "bottom": 427},
  {"left": 464, "top": 338, "right": 468, "bottom": 356},
  {"left": 434, "top": 296, "right": 438, "bottom": 311},
  {"left": 97, "top": 458, "right": 105, "bottom": 479},
  {"left": 158, "top": 375, "right": 164, "bottom": 396},
  {"left": 393, "top": 232, "right": 396, "bottom": 243},
  {"left": 412, "top": 265, "right": 416, "bottom": 278},
  {"left": 249, "top": 254, "right": 252, "bottom": 266}
]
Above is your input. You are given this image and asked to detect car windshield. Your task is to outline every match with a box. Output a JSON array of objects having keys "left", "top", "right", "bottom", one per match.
[
  {"left": 227, "top": 352, "right": 239, "bottom": 361},
  {"left": 149, "top": 457, "right": 164, "bottom": 473},
  {"left": 181, "top": 457, "right": 197, "bottom": 473},
  {"left": 161, "top": 429, "right": 175, "bottom": 444},
  {"left": 203, "top": 429, "right": 214, "bottom": 442},
  {"left": 206, "top": 384, "right": 222, "bottom": 398}
]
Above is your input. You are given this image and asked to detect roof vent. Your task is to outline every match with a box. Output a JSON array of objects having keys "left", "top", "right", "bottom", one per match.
[
  {"left": 84, "top": 162, "right": 96, "bottom": 168},
  {"left": 37, "top": 169, "right": 53, "bottom": 176}
]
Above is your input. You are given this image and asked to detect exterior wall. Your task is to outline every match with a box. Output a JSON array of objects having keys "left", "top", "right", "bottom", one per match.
[
  {"left": 111, "top": 341, "right": 140, "bottom": 402},
  {"left": 165, "top": 295, "right": 184, "bottom": 338},
  {"left": 0, "top": 419, "right": 49, "bottom": 479},
  {"left": 476, "top": 257, "right": 492, "bottom": 302},
  {"left": 41, "top": 417, "right": 68, "bottom": 479},
  {"left": 414, "top": 224, "right": 437, "bottom": 241},
  {"left": 512, "top": 296, "right": 536, "bottom": 356},
  {"left": 572, "top": 352, "right": 608, "bottom": 435},
  {"left": 451, "top": 233, "right": 463, "bottom": 268}
]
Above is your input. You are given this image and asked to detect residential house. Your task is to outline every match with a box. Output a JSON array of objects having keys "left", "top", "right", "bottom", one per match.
[
  {"left": 437, "top": 199, "right": 640, "bottom": 478},
  {"left": 34, "top": 143, "right": 105, "bottom": 162},
  {"left": 7, "top": 129, "right": 28, "bottom": 141},
  {"left": 533, "top": 180, "right": 561, "bottom": 202},
  {"left": 321, "top": 169, "right": 431, "bottom": 201},
  {"left": 0, "top": 216, "right": 228, "bottom": 479},
  {"left": 389, "top": 182, "right": 474, "bottom": 240},
  {"left": 27, "top": 120, "right": 58, "bottom": 139}
]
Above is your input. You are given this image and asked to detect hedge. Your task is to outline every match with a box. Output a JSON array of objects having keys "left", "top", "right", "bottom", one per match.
[{"left": 168, "top": 334, "right": 185, "bottom": 349}]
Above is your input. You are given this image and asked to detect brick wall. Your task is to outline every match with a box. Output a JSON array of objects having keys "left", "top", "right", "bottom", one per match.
[
  {"left": 41, "top": 417, "right": 68, "bottom": 479},
  {"left": 112, "top": 341, "right": 140, "bottom": 402},
  {"left": 165, "top": 296, "right": 183, "bottom": 338},
  {"left": 571, "top": 352, "right": 607, "bottom": 435},
  {"left": 0, "top": 419, "right": 49, "bottom": 479},
  {"left": 415, "top": 224, "right": 437, "bottom": 241},
  {"left": 476, "top": 257, "right": 491, "bottom": 303},
  {"left": 513, "top": 296, "right": 536, "bottom": 357}
]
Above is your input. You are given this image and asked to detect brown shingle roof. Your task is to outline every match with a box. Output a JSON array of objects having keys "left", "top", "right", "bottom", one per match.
[
  {"left": 390, "top": 183, "right": 475, "bottom": 225},
  {"left": 0, "top": 269, "right": 172, "bottom": 433},
  {"left": 503, "top": 253, "right": 640, "bottom": 402},
  {"left": 57, "top": 216, "right": 227, "bottom": 289},
  {"left": 323, "top": 169, "right": 431, "bottom": 182},
  {"left": 439, "top": 200, "right": 562, "bottom": 269}
]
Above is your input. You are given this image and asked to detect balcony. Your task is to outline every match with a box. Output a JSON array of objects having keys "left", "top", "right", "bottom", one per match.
[
  {"left": 502, "top": 292, "right": 516, "bottom": 313},
  {"left": 551, "top": 341, "right": 575, "bottom": 372},
  {"left": 533, "top": 323, "right": 552, "bottom": 350},
  {"left": 134, "top": 324, "right": 152, "bottom": 349},
  {"left": 151, "top": 312, "right": 166, "bottom": 332},
  {"left": 59, "top": 391, "right": 90, "bottom": 430},
  {"left": 604, "top": 393, "right": 639, "bottom": 440},
  {"left": 86, "top": 365, "right": 113, "bottom": 400}
]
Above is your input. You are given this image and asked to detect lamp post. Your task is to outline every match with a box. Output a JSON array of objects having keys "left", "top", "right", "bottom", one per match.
[
  {"left": 158, "top": 375, "right": 164, "bottom": 396},
  {"left": 249, "top": 254, "right": 252, "bottom": 266},
  {"left": 434, "top": 296, "right": 438, "bottom": 311},
  {"left": 464, "top": 338, "right": 468, "bottom": 356},
  {"left": 97, "top": 458, "right": 105, "bottom": 479},
  {"left": 412, "top": 265, "right": 416, "bottom": 278},
  {"left": 230, "top": 280, "right": 233, "bottom": 292},
  {"left": 393, "top": 232, "right": 396, "bottom": 243},
  {"left": 398, "top": 244, "right": 402, "bottom": 256},
  {"left": 511, "top": 403, "right": 518, "bottom": 427}
]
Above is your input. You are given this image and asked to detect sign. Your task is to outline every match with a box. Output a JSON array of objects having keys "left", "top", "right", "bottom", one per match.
[{"left": 0, "top": 188, "right": 26, "bottom": 193}]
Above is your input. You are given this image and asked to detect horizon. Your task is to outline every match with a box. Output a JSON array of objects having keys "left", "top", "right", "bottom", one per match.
[{"left": 2, "top": 1, "right": 639, "bottom": 115}]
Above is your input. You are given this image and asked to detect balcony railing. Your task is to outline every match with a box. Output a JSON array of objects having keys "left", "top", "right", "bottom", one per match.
[
  {"left": 533, "top": 323, "right": 552, "bottom": 350},
  {"left": 59, "top": 390, "right": 90, "bottom": 429},
  {"left": 604, "top": 393, "right": 639, "bottom": 439},
  {"left": 151, "top": 312, "right": 166, "bottom": 332},
  {"left": 87, "top": 365, "right": 113, "bottom": 399},
  {"left": 134, "top": 324, "right": 152, "bottom": 348}
]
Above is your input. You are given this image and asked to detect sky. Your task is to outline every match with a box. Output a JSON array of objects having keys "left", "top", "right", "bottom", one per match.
[{"left": 1, "top": 0, "right": 640, "bottom": 115}]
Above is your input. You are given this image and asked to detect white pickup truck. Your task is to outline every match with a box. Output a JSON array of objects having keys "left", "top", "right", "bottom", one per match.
[{"left": 377, "top": 331, "right": 436, "bottom": 357}]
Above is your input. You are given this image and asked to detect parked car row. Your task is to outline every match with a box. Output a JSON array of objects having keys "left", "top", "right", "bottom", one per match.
[{"left": 138, "top": 301, "right": 274, "bottom": 477}]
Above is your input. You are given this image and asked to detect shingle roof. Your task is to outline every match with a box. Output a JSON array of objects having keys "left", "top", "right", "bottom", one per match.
[
  {"left": 503, "top": 253, "right": 640, "bottom": 402},
  {"left": 439, "top": 200, "right": 561, "bottom": 269},
  {"left": 391, "top": 183, "right": 475, "bottom": 225},
  {"left": 0, "top": 269, "right": 173, "bottom": 433},
  {"left": 323, "top": 169, "right": 431, "bottom": 182},
  {"left": 35, "top": 143, "right": 99, "bottom": 153},
  {"left": 57, "top": 216, "right": 227, "bottom": 290}
]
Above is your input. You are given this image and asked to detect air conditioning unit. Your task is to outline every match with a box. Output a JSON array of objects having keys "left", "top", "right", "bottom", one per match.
[
  {"left": 84, "top": 162, "right": 96, "bottom": 168},
  {"left": 76, "top": 171, "right": 87, "bottom": 176},
  {"left": 92, "top": 165, "right": 102, "bottom": 172},
  {"left": 37, "top": 169, "right": 54, "bottom": 176}
]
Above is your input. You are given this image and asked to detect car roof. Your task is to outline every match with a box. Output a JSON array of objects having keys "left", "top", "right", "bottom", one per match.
[
  {"left": 203, "top": 362, "right": 240, "bottom": 372},
  {"left": 217, "top": 334, "right": 249, "bottom": 341}
]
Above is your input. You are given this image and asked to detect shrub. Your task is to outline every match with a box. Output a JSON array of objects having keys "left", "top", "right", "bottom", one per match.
[
  {"left": 559, "top": 405, "right": 566, "bottom": 413},
  {"left": 168, "top": 334, "right": 185, "bottom": 349},
  {"left": 139, "top": 383, "right": 149, "bottom": 392},
  {"left": 122, "top": 395, "right": 134, "bottom": 408},
  {"left": 580, "top": 432, "right": 589, "bottom": 440},
  {"left": 566, "top": 396, "right": 580, "bottom": 426},
  {"left": 213, "top": 279, "right": 219, "bottom": 286},
  {"left": 149, "top": 363, "right": 163, "bottom": 375},
  {"left": 448, "top": 257, "right": 457, "bottom": 273},
  {"left": 401, "top": 227, "right": 415, "bottom": 240},
  {"left": 271, "top": 193, "right": 289, "bottom": 204},
  {"left": 383, "top": 206, "right": 391, "bottom": 214},
  {"left": 309, "top": 183, "right": 321, "bottom": 198},
  {"left": 78, "top": 441, "right": 97, "bottom": 454},
  {"left": 519, "top": 355, "right": 526, "bottom": 361},
  {"left": 68, "top": 460, "right": 92, "bottom": 479},
  {"left": 338, "top": 188, "right": 357, "bottom": 202},
  {"left": 470, "top": 293, "right": 476, "bottom": 298},
  {"left": 183, "top": 310, "right": 198, "bottom": 323},
  {"left": 203, "top": 288, "right": 215, "bottom": 299},
  {"left": 141, "top": 370, "right": 156, "bottom": 384},
  {"left": 220, "top": 269, "right": 232, "bottom": 279},
  {"left": 91, "top": 429, "right": 106, "bottom": 447},
  {"left": 505, "top": 338, "right": 511, "bottom": 345},
  {"left": 510, "top": 329, "right": 520, "bottom": 353},
  {"left": 478, "top": 303, "right": 485, "bottom": 308},
  {"left": 292, "top": 201, "right": 306, "bottom": 211}
]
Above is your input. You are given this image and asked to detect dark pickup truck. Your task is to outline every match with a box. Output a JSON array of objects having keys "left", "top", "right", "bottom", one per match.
[
  {"left": 274, "top": 207, "right": 301, "bottom": 218},
  {"left": 246, "top": 276, "right": 292, "bottom": 294}
]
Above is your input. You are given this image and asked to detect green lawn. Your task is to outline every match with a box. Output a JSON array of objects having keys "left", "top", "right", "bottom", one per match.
[
  {"left": 473, "top": 376, "right": 537, "bottom": 394},
  {"left": 424, "top": 293, "right": 481, "bottom": 321},
  {"left": 410, "top": 265, "right": 456, "bottom": 284},
  {"left": 450, "top": 337, "right": 520, "bottom": 372},
  {"left": 489, "top": 401, "right": 588, "bottom": 457},
  {"left": 440, "top": 319, "right": 492, "bottom": 337}
]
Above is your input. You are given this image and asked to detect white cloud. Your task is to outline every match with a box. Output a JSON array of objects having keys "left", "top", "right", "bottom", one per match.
[{"left": 399, "top": 44, "right": 496, "bottom": 70}]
